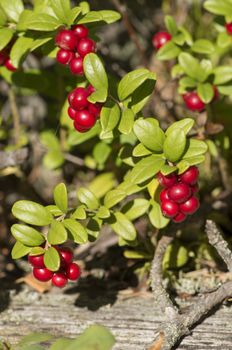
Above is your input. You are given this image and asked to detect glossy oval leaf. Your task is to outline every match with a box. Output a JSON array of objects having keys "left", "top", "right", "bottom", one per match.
[
  {"left": 191, "top": 39, "right": 215, "bottom": 55},
  {"left": 12, "top": 200, "right": 52, "bottom": 226},
  {"left": 118, "top": 108, "right": 135, "bottom": 134},
  {"left": 10, "top": 37, "right": 34, "bottom": 68},
  {"left": 164, "top": 15, "right": 178, "bottom": 35},
  {"left": 44, "top": 246, "right": 60, "bottom": 272},
  {"left": 122, "top": 199, "right": 150, "bottom": 220},
  {"left": 100, "top": 102, "right": 120, "bottom": 133},
  {"left": 77, "top": 187, "right": 99, "bottom": 210},
  {"left": 11, "top": 241, "right": 31, "bottom": 259},
  {"left": 110, "top": 212, "right": 136, "bottom": 241},
  {"left": 47, "top": 220, "right": 68, "bottom": 245},
  {"left": 11, "top": 224, "right": 45, "bottom": 246},
  {"left": 104, "top": 189, "right": 127, "bottom": 209},
  {"left": 0, "top": 28, "right": 14, "bottom": 51},
  {"left": 197, "top": 83, "right": 214, "bottom": 103},
  {"left": 156, "top": 41, "right": 181, "bottom": 60},
  {"left": 53, "top": 183, "right": 68, "bottom": 213},
  {"left": 182, "top": 139, "right": 208, "bottom": 159},
  {"left": 63, "top": 219, "right": 88, "bottom": 244},
  {"left": 149, "top": 201, "right": 170, "bottom": 229},
  {"left": 163, "top": 129, "right": 186, "bottom": 163},
  {"left": 133, "top": 118, "right": 165, "bottom": 152},
  {"left": 166, "top": 118, "right": 194, "bottom": 136},
  {"left": 214, "top": 66, "right": 232, "bottom": 85},
  {"left": 0, "top": 0, "right": 24, "bottom": 22},
  {"left": 118, "top": 68, "right": 151, "bottom": 101}
]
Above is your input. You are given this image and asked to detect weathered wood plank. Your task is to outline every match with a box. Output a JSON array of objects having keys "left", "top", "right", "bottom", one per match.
[{"left": 0, "top": 288, "right": 232, "bottom": 349}]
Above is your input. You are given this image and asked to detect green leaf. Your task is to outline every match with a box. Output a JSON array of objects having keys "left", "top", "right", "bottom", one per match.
[
  {"left": 178, "top": 26, "right": 193, "bottom": 45},
  {"left": 129, "top": 75, "right": 156, "bottom": 114},
  {"left": 122, "top": 199, "right": 150, "bottom": 220},
  {"left": 68, "top": 123, "right": 100, "bottom": 146},
  {"left": 50, "top": 338, "right": 73, "bottom": 350},
  {"left": 0, "top": 28, "right": 14, "bottom": 51},
  {"left": 12, "top": 200, "right": 52, "bottom": 226},
  {"left": 77, "top": 187, "right": 99, "bottom": 210},
  {"left": 217, "top": 32, "right": 231, "bottom": 48},
  {"left": 88, "top": 173, "right": 116, "bottom": 198},
  {"left": 118, "top": 109, "right": 135, "bottom": 134},
  {"left": 163, "top": 241, "right": 189, "bottom": 269},
  {"left": 104, "top": 189, "right": 127, "bottom": 209},
  {"left": 44, "top": 246, "right": 60, "bottom": 271},
  {"left": 191, "top": 39, "right": 215, "bottom": 55},
  {"left": 124, "top": 250, "right": 152, "bottom": 259},
  {"left": 164, "top": 15, "right": 178, "bottom": 35},
  {"left": 18, "top": 333, "right": 54, "bottom": 347},
  {"left": 71, "top": 205, "right": 86, "bottom": 220},
  {"left": 11, "top": 241, "right": 31, "bottom": 259},
  {"left": 11, "top": 224, "right": 45, "bottom": 247},
  {"left": 27, "top": 13, "right": 62, "bottom": 31},
  {"left": 93, "top": 142, "right": 111, "bottom": 166},
  {"left": 126, "top": 155, "right": 165, "bottom": 184},
  {"left": 183, "top": 139, "right": 208, "bottom": 159},
  {"left": 50, "top": 0, "right": 71, "bottom": 23},
  {"left": 133, "top": 118, "right": 165, "bottom": 152},
  {"left": 16, "top": 9, "right": 33, "bottom": 31},
  {"left": 214, "top": 66, "right": 232, "bottom": 85},
  {"left": 177, "top": 156, "right": 205, "bottom": 173},
  {"left": 79, "top": 10, "right": 121, "bottom": 24},
  {"left": 166, "top": 118, "right": 194, "bottom": 136},
  {"left": 132, "top": 143, "right": 152, "bottom": 157},
  {"left": 97, "top": 206, "right": 111, "bottom": 219},
  {"left": 47, "top": 221, "right": 67, "bottom": 245},
  {"left": 179, "top": 77, "right": 197, "bottom": 89},
  {"left": 0, "top": 0, "right": 24, "bottom": 22},
  {"left": 163, "top": 129, "right": 186, "bottom": 163},
  {"left": 204, "top": 0, "right": 232, "bottom": 15},
  {"left": 65, "top": 325, "right": 115, "bottom": 350},
  {"left": 83, "top": 53, "right": 108, "bottom": 102},
  {"left": 149, "top": 200, "right": 170, "bottom": 229},
  {"left": 118, "top": 68, "right": 154, "bottom": 101},
  {"left": 10, "top": 37, "right": 34, "bottom": 69},
  {"left": 100, "top": 102, "right": 120, "bottom": 134},
  {"left": 67, "top": 7, "right": 82, "bottom": 25},
  {"left": 43, "top": 151, "right": 64, "bottom": 170},
  {"left": 217, "top": 85, "right": 232, "bottom": 96},
  {"left": 110, "top": 212, "right": 136, "bottom": 241},
  {"left": 0, "top": 8, "right": 7, "bottom": 26},
  {"left": 29, "top": 246, "right": 45, "bottom": 256},
  {"left": 53, "top": 183, "right": 68, "bottom": 214},
  {"left": 160, "top": 164, "right": 178, "bottom": 175},
  {"left": 197, "top": 83, "right": 214, "bottom": 103},
  {"left": 63, "top": 219, "right": 88, "bottom": 244},
  {"left": 156, "top": 41, "right": 181, "bottom": 60},
  {"left": 178, "top": 53, "right": 206, "bottom": 82},
  {"left": 80, "top": 2, "right": 90, "bottom": 14}
]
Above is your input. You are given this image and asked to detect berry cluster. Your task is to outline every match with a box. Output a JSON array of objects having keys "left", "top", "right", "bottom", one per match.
[
  {"left": 183, "top": 87, "right": 219, "bottom": 112},
  {"left": 152, "top": 31, "right": 172, "bottom": 50},
  {"left": 68, "top": 85, "right": 102, "bottom": 132},
  {"left": 55, "top": 25, "right": 96, "bottom": 76},
  {"left": 158, "top": 166, "right": 200, "bottom": 223},
  {"left": 0, "top": 50, "right": 17, "bottom": 72},
  {"left": 226, "top": 22, "right": 232, "bottom": 35},
  {"left": 28, "top": 246, "right": 81, "bottom": 288}
]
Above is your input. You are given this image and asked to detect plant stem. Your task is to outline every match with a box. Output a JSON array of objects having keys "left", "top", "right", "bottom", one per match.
[{"left": 8, "top": 87, "right": 21, "bottom": 145}]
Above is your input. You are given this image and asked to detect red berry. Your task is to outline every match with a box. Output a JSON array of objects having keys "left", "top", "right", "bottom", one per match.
[
  {"left": 179, "top": 166, "right": 199, "bottom": 185},
  {"left": 160, "top": 188, "right": 170, "bottom": 202},
  {"left": 52, "top": 272, "right": 68, "bottom": 288},
  {"left": 225, "top": 23, "right": 232, "bottom": 35},
  {"left": 173, "top": 212, "right": 186, "bottom": 223},
  {"left": 183, "top": 92, "right": 205, "bottom": 112},
  {"left": 69, "top": 57, "right": 84, "bottom": 75},
  {"left": 66, "top": 263, "right": 81, "bottom": 281},
  {"left": 88, "top": 102, "right": 102, "bottom": 118},
  {"left": 152, "top": 31, "right": 172, "bottom": 50},
  {"left": 179, "top": 196, "right": 199, "bottom": 215},
  {"left": 161, "top": 200, "right": 179, "bottom": 218},
  {"left": 55, "top": 29, "right": 77, "bottom": 50},
  {"left": 28, "top": 254, "right": 45, "bottom": 269},
  {"left": 86, "top": 84, "right": 95, "bottom": 96},
  {"left": 0, "top": 51, "right": 6, "bottom": 65},
  {"left": 59, "top": 247, "right": 73, "bottom": 266},
  {"left": 76, "top": 38, "right": 96, "bottom": 57},
  {"left": 4, "top": 58, "right": 17, "bottom": 72},
  {"left": 33, "top": 267, "right": 53, "bottom": 282},
  {"left": 68, "top": 87, "right": 88, "bottom": 110},
  {"left": 56, "top": 49, "right": 74, "bottom": 65},
  {"left": 157, "top": 172, "right": 177, "bottom": 188},
  {"left": 73, "top": 123, "right": 88, "bottom": 133},
  {"left": 168, "top": 183, "right": 191, "bottom": 204},
  {"left": 68, "top": 107, "right": 77, "bottom": 120},
  {"left": 74, "top": 110, "right": 96, "bottom": 129},
  {"left": 72, "top": 24, "right": 89, "bottom": 39}
]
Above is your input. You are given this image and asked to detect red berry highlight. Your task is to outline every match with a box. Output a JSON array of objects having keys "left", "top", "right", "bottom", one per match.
[
  {"left": 68, "top": 107, "right": 77, "bottom": 120},
  {"left": 52, "top": 272, "right": 68, "bottom": 288},
  {"left": 157, "top": 172, "right": 177, "bottom": 188},
  {"left": 168, "top": 183, "right": 191, "bottom": 204},
  {"left": 4, "top": 58, "right": 17, "bottom": 72},
  {"left": 179, "top": 166, "right": 199, "bottom": 185},
  {"left": 69, "top": 57, "right": 84, "bottom": 75},
  {"left": 28, "top": 254, "right": 45, "bottom": 269},
  {"left": 180, "top": 196, "right": 199, "bottom": 215},
  {"left": 56, "top": 49, "right": 74, "bottom": 65},
  {"left": 77, "top": 38, "right": 96, "bottom": 57},
  {"left": 160, "top": 188, "right": 170, "bottom": 202},
  {"left": 66, "top": 263, "right": 81, "bottom": 281},
  {"left": 55, "top": 30, "right": 77, "bottom": 51},
  {"left": 33, "top": 267, "right": 53, "bottom": 282},
  {"left": 161, "top": 200, "right": 179, "bottom": 218},
  {"left": 183, "top": 92, "right": 205, "bottom": 112},
  {"left": 72, "top": 25, "right": 89, "bottom": 39},
  {"left": 152, "top": 31, "right": 172, "bottom": 50}
]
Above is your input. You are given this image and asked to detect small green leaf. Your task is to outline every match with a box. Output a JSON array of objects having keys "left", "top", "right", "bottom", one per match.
[
  {"left": 118, "top": 109, "right": 135, "bottom": 134},
  {"left": 166, "top": 118, "right": 194, "bottom": 136},
  {"left": 77, "top": 187, "right": 99, "bottom": 210},
  {"left": 29, "top": 246, "right": 45, "bottom": 256},
  {"left": 163, "top": 129, "right": 186, "bottom": 163},
  {"left": 11, "top": 241, "right": 31, "bottom": 259},
  {"left": 204, "top": 0, "right": 232, "bottom": 15},
  {"left": 214, "top": 66, "right": 232, "bottom": 85},
  {"left": 129, "top": 76, "right": 156, "bottom": 114},
  {"left": 183, "top": 139, "right": 208, "bottom": 159},
  {"left": 11, "top": 224, "right": 45, "bottom": 247},
  {"left": 79, "top": 10, "right": 120, "bottom": 24},
  {"left": 68, "top": 123, "right": 100, "bottom": 146},
  {"left": 0, "top": 0, "right": 24, "bottom": 22},
  {"left": 0, "top": 28, "right": 14, "bottom": 51},
  {"left": 43, "top": 151, "right": 64, "bottom": 169},
  {"left": 97, "top": 206, "right": 111, "bottom": 219},
  {"left": 88, "top": 173, "right": 116, "bottom": 198},
  {"left": 177, "top": 156, "right": 205, "bottom": 173},
  {"left": 164, "top": 15, "right": 178, "bottom": 35},
  {"left": 126, "top": 155, "right": 165, "bottom": 184},
  {"left": 53, "top": 183, "right": 68, "bottom": 213},
  {"left": 47, "top": 221, "right": 67, "bottom": 245},
  {"left": 163, "top": 241, "right": 189, "bottom": 269},
  {"left": 132, "top": 143, "right": 152, "bottom": 157},
  {"left": 44, "top": 246, "right": 60, "bottom": 272},
  {"left": 18, "top": 333, "right": 54, "bottom": 347},
  {"left": 110, "top": 212, "right": 136, "bottom": 241},
  {"left": 50, "top": 0, "right": 71, "bottom": 23},
  {"left": 100, "top": 102, "right": 120, "bottom": 134},
  {"left": 122, "top": 199, "right": 150, "bottom": 220},
  {"left": 191, "top": 39, "right": 215, "bottom": 55},
  {"left": 46, "top": 205, "right": 63, "bottom": 217},
  {"left": 197, "top": 83, "right": 214, "bottom": 103},
  {"left": 83, "top": 53, "right": 108, "bottom": 102},
  {"left": 179, "top": 77, "right": 197, "bottom": 89},
  {"left": 133, "top": 118, "right": 165, "bottom": 152},
  {"left": 104, "top": 189, "right": 127, "bottom": 208},
  {"left": 178, "top": 53, "right": 207, "bottom": 82},
  {"left": 217, "top": 85, "right": 232, "bottom": 96},
  {"left": 50, "top": 338, "right": 73, "bottom": 350},
  {"left": 63, "top": 219, "right": 88, "bottom": 244},
  {"left": 156, "top": 41, "right": 181, "bottom": 60},
  {"left": 10, "top": 37, "right": 34, "bottom": 68},
  {"left": 160, "top": 164, "right": 178, "bottom": 175},
  {"left": 149, "top": 200, "right": 170, "bottom": 229},
  {"left": 217, "top": 32, "right": 231, "bottom": 48},
  {"left": 27, "top": 13, "right": 62, "bottom": 31},
  {"left": 12, "top": 200, "right": 52, "bottom": 226},
  {"left": 93, "top": 142, "right": 111, "bottom": 166},
  {"left": 71, "top": 205, "right": 86, "bottom": 220}
]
